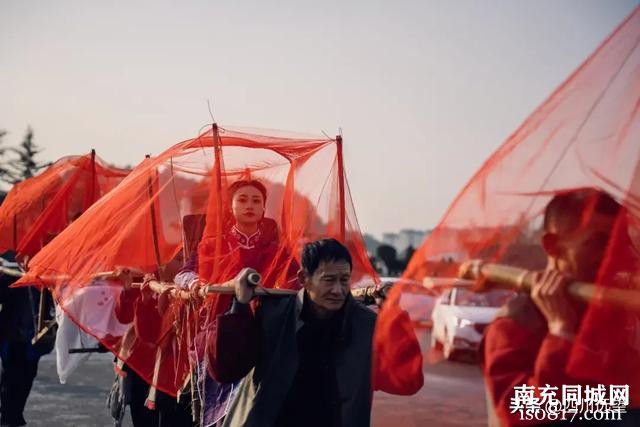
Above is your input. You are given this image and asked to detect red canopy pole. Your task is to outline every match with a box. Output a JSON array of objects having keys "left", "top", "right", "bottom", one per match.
[
  {"left": 90, "top": 149, "right": 96, "bottom": 203},
  {"left": 281, "top": 165, "right": 295, "bottom": 242},
  {"left": 145, "top": 155, "right": 162, "bottom": 273},
  {"left": 336, "top": 135, "right": 346, "bottom": 242},
  {"left": 212, "top": 124, "right": 224, "bottom": 279}
]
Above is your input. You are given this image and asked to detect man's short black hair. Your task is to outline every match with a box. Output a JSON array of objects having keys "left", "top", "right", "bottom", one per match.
[{"left": 301, "top": 238, "right": 352, "bottom": 276}]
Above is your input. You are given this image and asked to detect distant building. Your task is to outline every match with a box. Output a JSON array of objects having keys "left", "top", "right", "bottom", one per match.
[
  {"left": 382, "top": 229, "right": 429, "bottom": 253},
  {"left": 396, "top": 229, "right": 428, "bottom": 252},
  {"left": 381, "top": 232, "right": 398, "bottom": 248},
  {"left": 363, "top": 233, "right": 382, "bottom": 256}
]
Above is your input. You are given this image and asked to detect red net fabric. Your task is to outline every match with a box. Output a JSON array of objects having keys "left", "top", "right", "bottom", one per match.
[
  {"left": 376, "top": 5, "right": 640, "bottom": 423},
  {"left": 17, "top": 126, "right": 377, "bottom": 397},
  {"left": 0, "top": 152, "right": 129, "bottom": 259}
]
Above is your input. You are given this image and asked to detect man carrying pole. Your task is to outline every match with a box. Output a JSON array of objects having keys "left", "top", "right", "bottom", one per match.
[
  {"left": 472, "top": 188, "right": 640, "bottom": 425},
  {"left": 203, "top": 238, "right": 423, "bottom": 427}
]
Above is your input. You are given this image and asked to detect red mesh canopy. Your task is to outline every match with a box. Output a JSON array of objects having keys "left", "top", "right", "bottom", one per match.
[
  {"left": 17, "top": 126, "right": 377, "bottom": 396},
  {"left": 404, "top": 5, "right": 640, "bottom": 279},
  {"left": 0, "top": 152, "right": 129, "bottom": 259},
  {"left": 377, "top": 4, "right": 640, "bottom": 423}
]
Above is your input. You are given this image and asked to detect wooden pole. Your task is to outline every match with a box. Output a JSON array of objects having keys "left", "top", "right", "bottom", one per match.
[
  {"left": 131, "top": 274, "right": 392, "bottom": 305},
  {"left": 31, "top": 320, "right": 56, "bottom": 345},
  {"left": 0, "top": 266, "right": 23, "bottom": 277},
  {"left": 463, "top": 261, "right": 640, "bottom": 312},
  {"left": 90, "top": 149, "right": 96, "bottom": 203},
  {"left": 145, "top": 155, "right": 163, "bottom": 273},
  {"left": 336, "top": 135, "right": 346, "bottom": 242},
  {"left": 36, "top": 288, "right": 46, "bottom": 331},
  {"left": 211, "top": 123, "right": 224, "bottom": 280}
]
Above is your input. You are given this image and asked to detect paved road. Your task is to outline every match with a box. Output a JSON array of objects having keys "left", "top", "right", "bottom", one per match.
[
  {"left": 372, "top": 329, "right": 487, "bottom": 427},
  {"left": 25, "top": 353, "right": 126, "bottom": 427},
  {"left": 24, "top": 330, "right": 487, "bottom": 427}
]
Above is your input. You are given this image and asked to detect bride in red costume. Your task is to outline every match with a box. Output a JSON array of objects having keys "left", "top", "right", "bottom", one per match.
[
  {"left": 116, "top": 180, "right": 300, "bottom": 427},
  {"left": 175, "top": 179, "right": 299, "bottom": 301},
  {"left": 176, "top": 179, "right": 300, "bottom": 427}
]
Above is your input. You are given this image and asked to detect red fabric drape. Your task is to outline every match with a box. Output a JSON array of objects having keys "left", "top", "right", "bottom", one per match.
[{"left": 17, "top": 126, "right": 378, "bottom": 396}]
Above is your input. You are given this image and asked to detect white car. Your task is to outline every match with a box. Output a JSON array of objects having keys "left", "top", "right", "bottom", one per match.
[
  {"left": 430, "top": 287, "right": 514, "bottom": 360},
  {"left": 373, "top": 277, "right": 437, "bottom": 326}
]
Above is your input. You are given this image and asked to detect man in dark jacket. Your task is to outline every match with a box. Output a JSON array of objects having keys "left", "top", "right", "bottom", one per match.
[
  {"left": 206, "top": 238, "right": 423, "bottom": 427},
  {"left": 0, "top": 251, "right": 54, "bottom": 427}
]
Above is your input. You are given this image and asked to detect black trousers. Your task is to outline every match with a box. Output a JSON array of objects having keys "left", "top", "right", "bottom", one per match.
[
  {"left": 127, "top": 369, "right": 159, "bottom": 427},
  {"left": 0, "top": 341, "right": 39, "bottom": 427},
  {"left": 126, "top": 369, "right": 193, "bottom": 427}
]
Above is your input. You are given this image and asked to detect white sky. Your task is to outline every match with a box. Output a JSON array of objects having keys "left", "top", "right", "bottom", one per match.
[{"left": 1, "top": 0, "right": 638, "bottom": 238}]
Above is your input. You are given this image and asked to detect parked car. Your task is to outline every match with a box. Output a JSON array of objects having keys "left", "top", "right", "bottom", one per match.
[
  {"left": 380, "top": 277, "right": 438, "bottom": 327},
  {"left": 430, "top": 287, "right": 515, "bottom": 360}
]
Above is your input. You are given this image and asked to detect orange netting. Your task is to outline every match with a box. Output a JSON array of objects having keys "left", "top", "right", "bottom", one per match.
[
  {"left": 376, "top": 5, "right": 640, "bottom": 425},
  {"left": 0, "top": 152, "right": 130, "bottom": 259},
  {"left": 16, "top": 126, "right": 378, "bottom": 399}
]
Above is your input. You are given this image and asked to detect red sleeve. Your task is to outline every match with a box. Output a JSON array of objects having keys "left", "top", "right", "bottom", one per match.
[
  {"left": 114, "top": 288, "right": 139, "bottom": 324},
  {"left": 133, "top": 296, "right": 163, "bottom": 344},
  {"left": 373, "top": 305, "right": 424, "bottom": 395},
  {"left": 482, "top": 317, "right": 574, "bottom": 426},
  {"left": 206, "top": 302, "right": 259, "bottom": 384}
]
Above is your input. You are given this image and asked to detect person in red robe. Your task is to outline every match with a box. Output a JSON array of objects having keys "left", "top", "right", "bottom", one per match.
[
  {"left": 114, "top": 269, "right": 193, "bottom": 427},
  {"left": 113, "top": 280, "right": 160, "bottom": 426},
  {"left": 479, "top": 188, "right": 640, "bottom": 426},
  {"left": 176, "top": 179, "right": 300, "bottom": 426},
  {"left": 175, "top": 179, "right": 299, "bottom": 296}
]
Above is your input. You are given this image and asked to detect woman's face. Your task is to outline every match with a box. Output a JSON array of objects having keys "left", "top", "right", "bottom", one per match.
[{"left": 231, "top": 185, "right": 265, "bottom": 225}]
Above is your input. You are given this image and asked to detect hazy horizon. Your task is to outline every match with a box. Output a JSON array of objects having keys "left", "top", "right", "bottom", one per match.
[{"left": 2, "top": 0, "right": 637, "bottom": 239}]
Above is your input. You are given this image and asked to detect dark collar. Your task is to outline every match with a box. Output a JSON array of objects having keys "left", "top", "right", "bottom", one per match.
[{"left": 297, "top": 290, "right": 353, "bottom": 346}]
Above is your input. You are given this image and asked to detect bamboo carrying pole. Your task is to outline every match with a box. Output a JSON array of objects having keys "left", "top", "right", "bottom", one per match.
[
  {"left": 462, "top": 260, "right": 640, "bottom": 312},
  {"left": 132, "top": 272, "right": 264, "bottom": 298},
  {"left": 132, "top": 272, "right": 390, "bottom": 304}
]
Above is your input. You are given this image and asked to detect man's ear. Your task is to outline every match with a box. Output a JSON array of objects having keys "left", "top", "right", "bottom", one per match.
[
  {"left": 297, "top": 269, "right": 308, "bottom": 287},
  {"left": 542, "top": 232, "right": 559, "bottom": 257}
]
